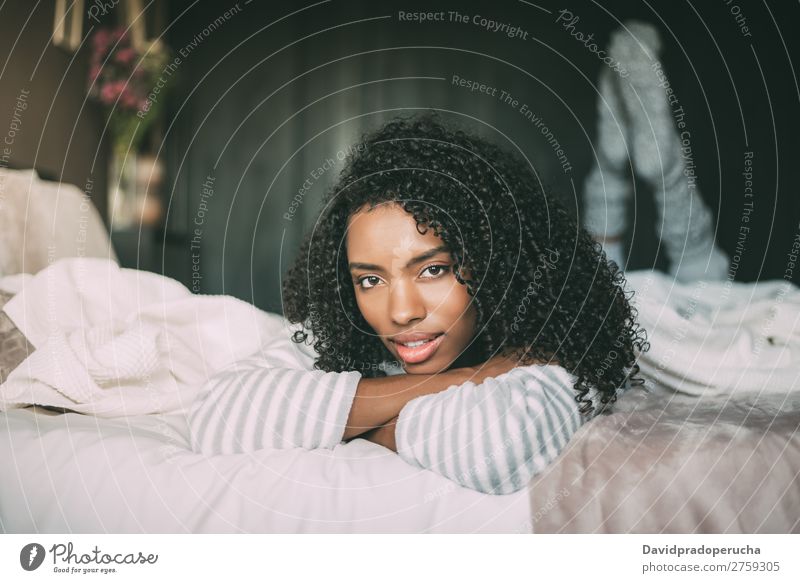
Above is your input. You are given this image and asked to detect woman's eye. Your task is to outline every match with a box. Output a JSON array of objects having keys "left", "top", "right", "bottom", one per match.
[
  {"left": 421, "top": 265, "right": 450, "bottom": 278},
  {"left": 358, "top": 276, "right": 382, "bottom": 289}
]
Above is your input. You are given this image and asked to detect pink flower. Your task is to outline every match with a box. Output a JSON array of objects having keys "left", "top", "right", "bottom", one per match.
[
  {"left": 111, "top": 28, "right": 127, "bottom": 44},
  {"left": 115, "top": 47, "right": 136, "bottom": 65},
  {"left": 92, "top": 29, "right": 111, "bottom": 52},
  {"left": 88, "top": 64, "right": 102, "bottom": 84},
  {"left": 100, "top": 80, "right": 126, "bottom": 106},
  {"left": 120, "top": 90, "right": 140, "bottom": 109}
]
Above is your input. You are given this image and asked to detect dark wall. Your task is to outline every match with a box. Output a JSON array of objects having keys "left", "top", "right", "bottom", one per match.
[
  {"left": 159, "top": 0, "right": 800, "bottom": 311},
  {"left": 0, "top": 0, "right": 109, "bottom": 217}
]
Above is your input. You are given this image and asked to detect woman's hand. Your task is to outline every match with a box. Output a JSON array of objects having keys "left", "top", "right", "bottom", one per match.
[
  {"left": 345, "top": 367, "right": 473, "bottom": 441},
  {"left": 344, "top": 348, "right": 528, "bottom": 442},
  {"left": 357, "top": 351, "right": 521, "bottom": 451},
  {"left": 359, "top": 415, "right": 398, "bottom": 451}
]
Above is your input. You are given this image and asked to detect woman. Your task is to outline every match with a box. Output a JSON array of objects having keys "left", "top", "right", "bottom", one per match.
[{"left": 189, "top": 113, "right": 647, "bottom": 495}]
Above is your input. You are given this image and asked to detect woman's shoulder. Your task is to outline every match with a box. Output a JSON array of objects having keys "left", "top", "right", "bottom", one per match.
[
  {"left": 505, "top": 362, "right": 576, "bottom": 385},
  {"left": 510, "top": 363, "right": 633, "bottom": 417},
  {"left": 506, "top": 363, "right": 602, "bottom": 411}
]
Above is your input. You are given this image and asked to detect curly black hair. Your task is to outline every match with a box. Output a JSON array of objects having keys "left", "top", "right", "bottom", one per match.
[{"left": 282, "top": 112, "right": 648, "bottom": 416}]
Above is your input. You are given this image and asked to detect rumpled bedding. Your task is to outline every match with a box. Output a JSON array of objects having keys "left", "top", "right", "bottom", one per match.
[
  {"left": 528, "top": 374, "right": 800, "bottom": 533},
  {"left": 0, "top": 405, "right": 530, "bottom": 533},
  {"left": 526, "top": 273, "right": 800, "bottom": 533},
  {"left": 0, "top": 258, "right": 288, "bottom": 416},
  {"left": 627, "top": 270, "right": 800, "bottom": 396}
]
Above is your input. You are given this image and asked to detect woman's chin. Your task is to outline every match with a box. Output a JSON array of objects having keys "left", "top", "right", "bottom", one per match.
[{"left": 400, "top": 357, "right": 453, "bottom": 375}]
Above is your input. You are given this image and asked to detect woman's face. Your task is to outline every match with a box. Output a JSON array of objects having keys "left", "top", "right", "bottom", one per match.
[{"left": 346, "top": 203, "right": 478, "bottom": 374}]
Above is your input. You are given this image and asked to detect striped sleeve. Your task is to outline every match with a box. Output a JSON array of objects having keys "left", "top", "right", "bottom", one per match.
[
  {"left": 187, "top": 334, "right": 361, "bottom": 455},
  {"left": 394, "top": 365, "right": 584, "bottom": 495}
]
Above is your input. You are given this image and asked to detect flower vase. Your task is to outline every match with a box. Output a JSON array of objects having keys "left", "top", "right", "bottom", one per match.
[
  {"left": 134, "top": 154, "right": 165, "bottom": 227},
  {"left": 108, "top": 149, "right": 138, "bottom": 230}
]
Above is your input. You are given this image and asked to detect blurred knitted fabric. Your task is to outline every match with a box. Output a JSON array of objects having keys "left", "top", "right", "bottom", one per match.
[{"left": 0, "top": 167, "right": 117, "bottom": 277}]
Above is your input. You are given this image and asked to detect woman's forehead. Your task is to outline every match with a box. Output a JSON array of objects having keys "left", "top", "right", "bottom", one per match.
[{"left": 346, "top": 203, "right": 448, "bottom": 263}]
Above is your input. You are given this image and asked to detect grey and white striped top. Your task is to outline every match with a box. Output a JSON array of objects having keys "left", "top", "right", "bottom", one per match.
[{"left": 188, "top": 333, "right": 598, "bottom": 495}]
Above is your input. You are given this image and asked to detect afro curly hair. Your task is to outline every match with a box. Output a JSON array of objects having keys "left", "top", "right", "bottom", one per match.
[{"left": 282, "top": 112, "right": 648, "bottom": 416}]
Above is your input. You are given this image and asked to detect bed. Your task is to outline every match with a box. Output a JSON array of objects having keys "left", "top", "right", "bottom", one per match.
[
  {"left": 1, "top": 168, "right": 798, "bottom": 533},
  {"left": 528, "top": 271, "right": 800, "bottom": 533},
  {"left": 0, "top": 405, "right": 530, "bottom": 533},
  {"left": 3, "top": 381, "right": 797, "bottom": 533},
  {"left": 528, "top": 382, "right": 800, "bottom": 533}
]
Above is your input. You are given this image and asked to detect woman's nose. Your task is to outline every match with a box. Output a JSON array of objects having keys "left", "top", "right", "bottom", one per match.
[{"left": 388, "top": 280, "right": 426, "bottom": 325}]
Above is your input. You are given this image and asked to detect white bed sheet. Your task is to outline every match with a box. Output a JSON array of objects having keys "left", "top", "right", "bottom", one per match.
[{"left": 0, "top": 407, "right": 530, "bottom": 533}]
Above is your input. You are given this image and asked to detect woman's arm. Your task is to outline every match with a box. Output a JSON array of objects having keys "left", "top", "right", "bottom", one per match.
[
  {"left": 188, "top": 357, "right": 359, "bottom": 454},
  {"left": 357, "top": 414, "right": 399, "bottom": 450},
  {"left": 343, "top": 352, "right": 518, "bottom": 440},
  {"left": 187, "top": 334, "right": 515, "bottom": 455},
  {"left": 385, "top": 365, "right": 588, "bottom": 495}
]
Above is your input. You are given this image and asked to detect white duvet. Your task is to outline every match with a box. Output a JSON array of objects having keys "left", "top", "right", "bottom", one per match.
[
  {"left": 0, "top": 407, "right": 530, "bottom": 533},
  {"left": 0, "top": 258, "right": 288, "bottom": 416}
]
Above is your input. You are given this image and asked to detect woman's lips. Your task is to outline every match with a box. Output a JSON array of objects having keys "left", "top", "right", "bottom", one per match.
[{"left": 393, "top": 333, "right": 444, "bottom": 364}]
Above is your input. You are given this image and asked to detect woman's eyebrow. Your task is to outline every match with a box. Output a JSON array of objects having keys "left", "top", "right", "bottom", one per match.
[
  {"left": 404, "top": 245, "right": 451, "bottom": 268},
  {"left": 349, "top": 245, "right": 450, "bottom": 272}
]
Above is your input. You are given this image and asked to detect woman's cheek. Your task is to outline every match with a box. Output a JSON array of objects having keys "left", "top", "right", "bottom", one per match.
[
  {"left": 427, "top": 277, "right": 462, "bottom": 302},
  {"left": 432, "top": 278, "right": 471, "bottom": 315},
  {"left": 355, "top": 290, "right": 386, "bottom": 330}
]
